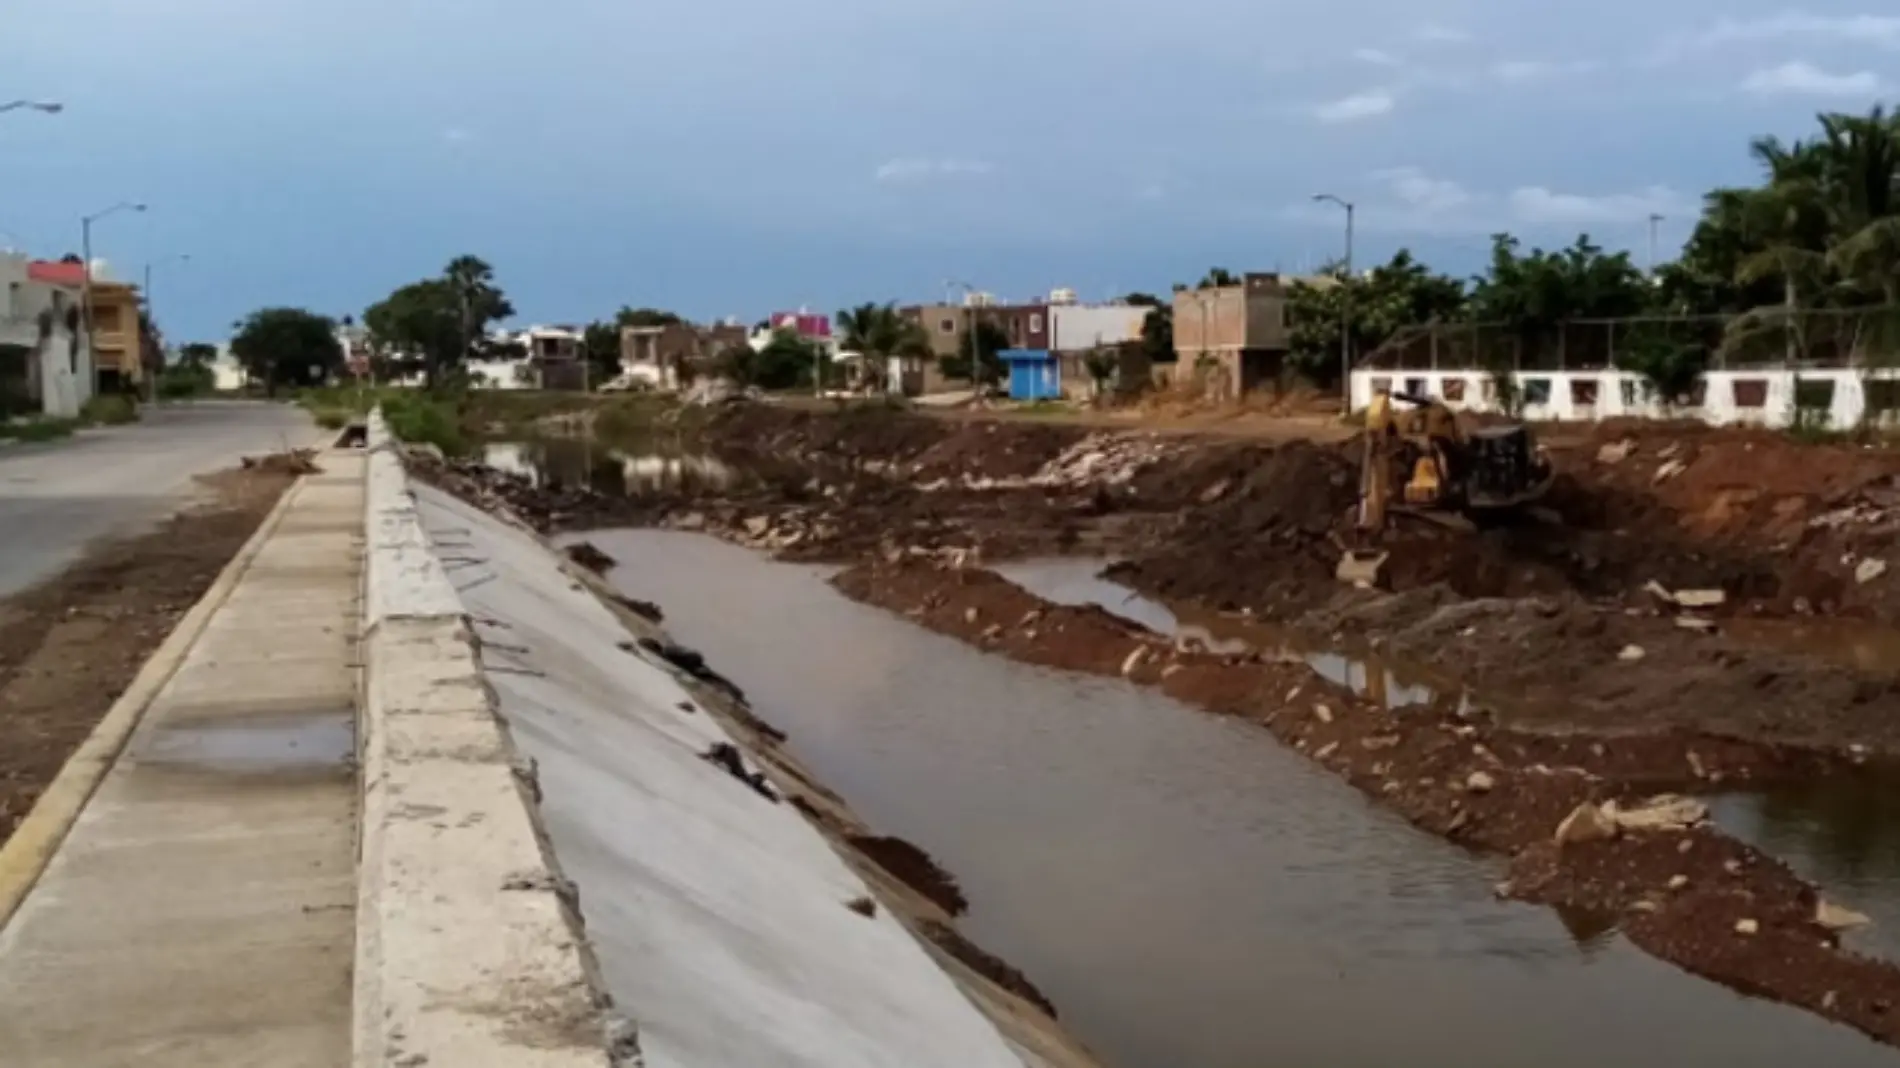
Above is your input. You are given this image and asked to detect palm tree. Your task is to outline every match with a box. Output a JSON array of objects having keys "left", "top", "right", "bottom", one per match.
[{"left": 836, "top": 302, "right": 929, "bottom": 393}]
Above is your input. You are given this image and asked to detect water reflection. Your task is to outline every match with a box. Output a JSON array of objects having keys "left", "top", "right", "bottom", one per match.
[
  {"left": 582, "top": 529, "right": 1900, "bottom": 1068},
  {"left": 481, "top": 438, "right": 734, "bottom": 496},
  {"left": 1712, "top": 778, "right": 1900, "bottom": 960},
  {"left": 996, "top": 558, "right": 1450, "bottom": 712}
]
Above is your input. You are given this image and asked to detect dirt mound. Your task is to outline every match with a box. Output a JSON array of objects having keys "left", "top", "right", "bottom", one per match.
[{"left": 905, "top": 422, "right": 1083, "bottom": 482}]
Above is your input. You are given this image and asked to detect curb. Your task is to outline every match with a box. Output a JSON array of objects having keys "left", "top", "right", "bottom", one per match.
[{"left": 0, "top": 470, "right": 311, "bottom": 932}]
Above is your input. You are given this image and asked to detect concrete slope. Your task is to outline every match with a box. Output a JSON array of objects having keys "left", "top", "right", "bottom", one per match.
[
  {"left": 412, "top": 482, "right": 1035, "bottom": 1068},
  {"left": 0, "top": 400, "right": 320, "bottom": 596}
]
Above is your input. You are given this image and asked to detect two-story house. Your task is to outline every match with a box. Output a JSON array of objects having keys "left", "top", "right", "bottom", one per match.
[
  {"left": 1, "top": 255, "right": 93, "bottom": 417},
  {"left": 1171, "top": 272, "right": 1292, "bottom": 399}
]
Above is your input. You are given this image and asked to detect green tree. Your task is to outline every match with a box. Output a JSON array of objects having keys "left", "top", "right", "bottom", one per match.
[
  {"left": 581, "top": 321, "right": 622, "bottom": 387},
  {"left": 836, "top": 302, "right": 930, "bottom": 391},
  {"left": 944, "top": 319, "right": 1009, "bottom": 386},
  {"left": 364, "top": 255, "right": 515, "bottom": 388},
  {"left": 229, "top": 307, "right": 340, "bottom": 396},
  {"left": 177, "top": 342, "right": 218, "bottom": 368},
  {"left": 717, "top": 330, "right": 819, "bottom": 390},
  {"left": 1140, "top": 303, "right": 1175, "bottom": 365},
  {"left": 1199, "top": 267, "right": 1239, "bottom": 287},
  {"left": 1286, "top": 250, "right": 1466, "bottom": 387}
]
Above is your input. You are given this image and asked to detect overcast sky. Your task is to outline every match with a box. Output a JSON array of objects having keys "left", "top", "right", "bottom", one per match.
[{"left": 4, "top": 2, "right": 1897, "bottom": 340}]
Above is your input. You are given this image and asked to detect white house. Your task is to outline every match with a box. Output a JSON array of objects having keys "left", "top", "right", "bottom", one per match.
[{"left": 0, "top": 253, "right": 95, "bottom": 417}]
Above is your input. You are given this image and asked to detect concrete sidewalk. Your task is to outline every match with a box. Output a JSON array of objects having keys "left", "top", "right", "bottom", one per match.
[{"left": 0, "top": 449, "right": 362, "bottom": 1067}]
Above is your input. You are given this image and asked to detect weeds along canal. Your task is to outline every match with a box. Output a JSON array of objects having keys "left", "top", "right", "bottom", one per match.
[{"left": 573, "top": 528, "right": 1900, "bottom": 1068}]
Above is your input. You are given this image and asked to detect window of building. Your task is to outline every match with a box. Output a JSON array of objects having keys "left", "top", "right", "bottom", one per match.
[
  {"left": 1569, "top": 378, "right": 1599, "bottom": 406},
  {"left": 1732, "top": 379, "right": 1769, "bottom": 408},
  {"left": 1029, "top": 313, "right": 1043, "bottom": 333},
  {"left": 93, "top": 305, "right": 121, "bottom": 332},
  {"left": 938, "top": 317, "right": 956, "bottom": 334},
  {"left": 1522, "top": 377, "right": 1552, "bottom": 405},
  {"left": 1403, "top": 377, "right": 1427, "bottom": 396},
  {"left": 1441, "top": 378, "right": 1466, "bottom": 402}
]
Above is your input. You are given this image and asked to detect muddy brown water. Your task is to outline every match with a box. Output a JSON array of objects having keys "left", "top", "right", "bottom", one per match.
[{"left": 579, "top": 529, "right": 1899, "bottom": 1068}]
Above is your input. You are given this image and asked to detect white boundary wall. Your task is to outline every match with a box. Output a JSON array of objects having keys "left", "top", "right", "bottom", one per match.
[{"left": 1349, "top": 367, "right": 1900, "bottom": 428}]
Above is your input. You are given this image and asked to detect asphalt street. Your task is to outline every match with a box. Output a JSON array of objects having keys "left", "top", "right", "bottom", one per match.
[{"left": 0, "top": 401, "right": 324, "bottom": 597}]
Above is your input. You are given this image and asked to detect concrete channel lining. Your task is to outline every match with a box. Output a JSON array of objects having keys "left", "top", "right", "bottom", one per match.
[{"left": 356, "top": 413, "right": 623, "bottom": 1068}]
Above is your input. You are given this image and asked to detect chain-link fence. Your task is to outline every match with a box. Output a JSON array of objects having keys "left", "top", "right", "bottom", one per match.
[{"left": 1361, "top": 306, "right": 1900, "bottom": 372}]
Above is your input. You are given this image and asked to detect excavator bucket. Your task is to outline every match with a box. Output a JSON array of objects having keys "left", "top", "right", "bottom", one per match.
[{"left": 1336, "top": 549, "right": 1389, "bottom": 588}]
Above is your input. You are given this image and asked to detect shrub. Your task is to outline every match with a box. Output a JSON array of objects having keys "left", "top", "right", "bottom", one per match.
[
  {"left": 381, "top": 392, "right": 466, "bottom": 455},
  {"left": 81, "top": 394, "right": 140, "bottom": 425}
]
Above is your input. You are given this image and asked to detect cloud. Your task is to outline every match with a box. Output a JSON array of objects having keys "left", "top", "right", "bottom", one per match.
[
  {"left": 1740, "top": 59, "right": 1885, "bottom": 96},
  {"left": 873, "top": 157, "right": 995, "bottom": 183},
  {"left": 1508, "top": 184, "right": 1694, "bottom": 225},
  {"left": 1700, "top": 12, "right": 1900, "bottom": 50},
  {"left": 1312, "top": 89, "right": 1396, "bottom": 123},
  {"left": 1369, "top": 166, "right": 1475, "bottom": 213},
  {"left": 1416, "top": 24, "right": 1472, "bottom": 44},
  {"left": 1353, "top": 47, "right": 1402, "bottom": 67},
  {"left": 1285, "top": 166, "right": 1693, "bottom": 233},
  {"left": 1490, "top": 59, "right": 1597, "bottom": 81}
]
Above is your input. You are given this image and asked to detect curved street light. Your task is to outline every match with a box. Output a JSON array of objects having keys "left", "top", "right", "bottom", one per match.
[
  {"left": 0, "top": 100, "right": 63, "bottom": 116},
  {"left": 80, "top": 202, "right": 149, "bottom": 399}
]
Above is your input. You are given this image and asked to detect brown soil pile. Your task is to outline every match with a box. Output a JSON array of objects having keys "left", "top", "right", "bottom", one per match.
[
  {"left": 834, "top": 558, "right": 1900, "bottom": 1049},
  {"left": 1548, "top": 424, "right": 1900, "bottom": 619},
  {"left": 1300, "top": 586, "right": 1900, "bottom": 752},
  {"left": 0, "top": 465, "right": 299, "bottom": 846}
]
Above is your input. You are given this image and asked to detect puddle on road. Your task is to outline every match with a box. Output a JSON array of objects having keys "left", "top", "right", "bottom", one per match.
[
  {"left": 997, "top": 558, "right": 1452, "bottom": 713},
  {"left": 585, "top": 528, "right": 1900, "bottom": 1068},
  {"left": 483, "top": 439, "right": 735, "bottom": 496},
  {"left": 140, "top": 710, "right": 354, "bottom": 776}
]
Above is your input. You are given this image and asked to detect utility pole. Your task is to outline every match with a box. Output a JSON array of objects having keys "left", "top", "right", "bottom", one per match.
[
  {"left": 1313, "top": 193, "right": 1355, "bottom": 412},
  {"left": 142, "top": 255, "right": 189, "bottom": 401},
  {"left": 80, "top": 202, "right": 147, "bottom": 402},
  {"left": 1647, "top": 213, "right": 1664, "bottom": 276}
]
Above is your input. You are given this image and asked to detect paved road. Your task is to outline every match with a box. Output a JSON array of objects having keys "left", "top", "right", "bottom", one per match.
[{"left": 0, "top": 401, "right": 324, "bottom": 598}]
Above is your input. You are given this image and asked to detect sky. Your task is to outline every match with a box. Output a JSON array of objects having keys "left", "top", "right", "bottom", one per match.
[{"left": 3, "top": 2, "right": 1898, "bottom": 342}]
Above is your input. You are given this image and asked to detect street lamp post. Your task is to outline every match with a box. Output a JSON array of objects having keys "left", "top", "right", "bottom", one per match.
[
  {"left": 1312, "top": 193, "right": 1356, "bottom": 412},
  {"left": 143, "top": 254, "right": 190, "bottom": 397},
  {"left": 0, "top": 100, "right": 63, "bottom": 117},
  {"left": 1647, "top": 213, "right": 1665, "bottom": 276},
  {"left": 81, "top": 201, "right": 148, "bottom": 400}
]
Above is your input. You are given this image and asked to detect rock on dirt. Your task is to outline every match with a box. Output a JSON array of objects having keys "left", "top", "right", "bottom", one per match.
[{"left": 1554, "top": 801, "right": 1619, "bottom": 847}]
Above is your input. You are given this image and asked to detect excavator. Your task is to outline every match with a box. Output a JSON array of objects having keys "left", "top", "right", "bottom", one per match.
[{"left": 1338, "top": 388, "right": 1556, "bottom": 585}]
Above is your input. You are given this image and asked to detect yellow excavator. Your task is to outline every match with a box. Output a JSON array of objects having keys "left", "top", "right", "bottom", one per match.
[{"left": 1339, "top": 388, "right": 1556, "bottom": 584}]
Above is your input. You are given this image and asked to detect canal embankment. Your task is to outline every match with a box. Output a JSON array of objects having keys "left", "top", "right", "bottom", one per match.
[
  {"left": 364, "top": 413, "right": 1094, "bottom": 1067},
  {"left": 396, "top": 399, "right": 1900, "bottom": 1060}
]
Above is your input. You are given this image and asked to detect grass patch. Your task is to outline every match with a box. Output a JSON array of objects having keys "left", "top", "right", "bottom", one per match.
[
  {"left": 382, "top": 392, "right": 467, "bottom": 455},
  {"left": 81, "top": 394, "right": 140, "bottom": 426},
  {"left": 0, "top": 417, "right": 80, "bottom": 443}
]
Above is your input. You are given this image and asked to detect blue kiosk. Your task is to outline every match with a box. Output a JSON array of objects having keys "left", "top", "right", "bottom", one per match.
[{"left": 1000, "top": 349, "right": 1061, "bottom": 401}]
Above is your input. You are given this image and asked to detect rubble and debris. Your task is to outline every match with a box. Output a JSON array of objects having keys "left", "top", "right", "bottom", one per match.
[{"left": 699, "top": 742, "right": 780, "bottom": 802}]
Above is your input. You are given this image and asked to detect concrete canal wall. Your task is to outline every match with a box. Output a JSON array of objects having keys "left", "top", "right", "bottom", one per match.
[{"left": 359, "top": 412, "right": 1067, "bottom": 1067}]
